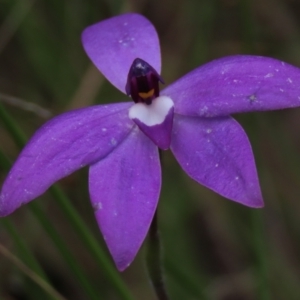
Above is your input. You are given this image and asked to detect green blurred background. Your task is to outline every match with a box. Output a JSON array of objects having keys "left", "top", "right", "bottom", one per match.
[{"left": 1, "top": 0, "right": 300, "bottom": 299}]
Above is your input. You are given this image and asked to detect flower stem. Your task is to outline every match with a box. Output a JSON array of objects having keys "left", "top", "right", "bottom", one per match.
[
  {"left": 146, "top": 210, "right": 169, "bottom": 300},
  {"left": 251, "top": 210, "right": 269, "bottom": 300}
]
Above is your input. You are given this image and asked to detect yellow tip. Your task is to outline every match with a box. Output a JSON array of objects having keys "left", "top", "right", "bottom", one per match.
[{"left": 138, "top": 89, "right": 155, "bottom": 99}]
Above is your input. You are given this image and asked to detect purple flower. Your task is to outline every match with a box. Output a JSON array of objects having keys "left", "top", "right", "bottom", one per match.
[{"left": 1, "top": 13, "right": 300, "bottom": 271}]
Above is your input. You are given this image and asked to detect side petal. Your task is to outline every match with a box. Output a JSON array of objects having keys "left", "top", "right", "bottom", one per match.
[
  {"left": 162, "top": 55, "right": 300, "bottom": 117},
  {"left": 170, "top": 114, "right": 263, "bottom": 207},
  {"left": 89, "top": 128, "right": 161, "bottom": 271},
  {"left": 0, "top": 103, "right": 133, "bottom": 216},
  {"left": 82, "top": 13, "right": 161, "bottom": 93}
]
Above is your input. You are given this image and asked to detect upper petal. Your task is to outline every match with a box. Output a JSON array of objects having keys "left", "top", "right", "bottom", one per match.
[
  {"left": 170, "top": 114, "right": 263, "bottom": 207},
  {"left": 82, "top": 13, "right": 161, "bottom": 93},
  {"left": 89, "top": 127, "right": 161, "bottom": 271},
  {"left": 162, "top": 55, "right": 300, "bottom": 117},
  {"left": 0, "top": 102, "right": 133, "bottom": 216}
]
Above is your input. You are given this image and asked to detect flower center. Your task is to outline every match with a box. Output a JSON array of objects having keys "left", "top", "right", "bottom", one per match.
[{"left": 125, "top": 58, "right": 164, "bottom": 105}]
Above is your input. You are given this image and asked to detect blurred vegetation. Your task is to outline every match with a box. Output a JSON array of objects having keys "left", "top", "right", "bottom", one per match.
[{"left": 1, "top": 0, "right": 300, "bottom": 299}]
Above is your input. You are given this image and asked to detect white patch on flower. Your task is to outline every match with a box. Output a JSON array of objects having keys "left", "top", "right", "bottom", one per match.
[
  {"left": 264, "top": 73, "right": 273, "bottom": 78},
  {"left": 136, "top": 62, "right": 143, "bottom": 69},
  {"left": 93, "top": 202, "right": 102, "bottom": 211},
  {"left": 102, "top": 128, "right": 107, "bottom": 132},
  {"left": 215, "top": 164, "right": 219, "bottom": 168},
  {"left": 119, "top": 35, "right": 133, "bottom": 47},
  {"left": 110, "top": 138, "right": 117, "bottom": 145},
  {"left": 235, "top": 176, "right": 239, "bottom": 180},
  {"left": 287, "top": 78, "right": 293, "bottom": 83},
  {"left": 129, "top": 96, "right": 174, "bottom": 126},
  {"left": 206, "top": 128, "right": 212, "bottom": 134},
  {"left": 249, "top": 94, "right": 257, "bottom": 102},
  {"left": 199, "top": 105, "right": 209, "bottom": 116},
  {"left": 24, "top": 189, "right": 32, "bottom": 195},
  {"left": 280, "top": 88, "right": 284, "bottom": 92}
]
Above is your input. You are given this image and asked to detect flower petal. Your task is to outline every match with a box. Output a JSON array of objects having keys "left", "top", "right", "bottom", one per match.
[
  {"left": 82, "top": 13, "right": 161, "bottom": 93},
  {"left": 89, "top": 128, "right": 161, "bottom": 271},
  {"left": 0, "top": 103, "right": 133, "bottom": 216},
  {"left": 171, "top": 114, "right": 263, "bottom": 207},
  {"left": 162, "top": 55, "right": 300, "bottom": 117},
  {"left": 129, "top": 96, "right": 174, "bottom": 149}
]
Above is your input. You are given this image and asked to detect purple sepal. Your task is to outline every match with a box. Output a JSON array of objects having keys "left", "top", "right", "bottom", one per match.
[
  {"left": 0, "top": 103, "right": 133, "bottom": 217},
  {"left": 162, "top": 55, "right": 300, "bottom": 117},
  {"left": 89, "top": 128, "right": 161, "bottom": 271},
  {"left": 82, "top": 14, "right": 161, "bottom": 94},
  {"left": 171, "top": 114, "right": 264, "bottom": 207}
]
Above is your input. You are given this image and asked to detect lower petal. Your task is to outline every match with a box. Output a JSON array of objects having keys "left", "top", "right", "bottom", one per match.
[
  {"left": 171, "top": 114, "right": 263, "bottom": 207},
  {"left": 89, "top": 128, "right": 161, "bottom": 271}
]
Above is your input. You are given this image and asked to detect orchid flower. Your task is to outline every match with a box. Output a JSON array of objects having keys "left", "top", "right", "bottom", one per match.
[{"left": 2, "top": 13, "right": 300, "bottom": 271}]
